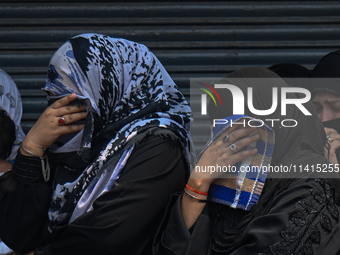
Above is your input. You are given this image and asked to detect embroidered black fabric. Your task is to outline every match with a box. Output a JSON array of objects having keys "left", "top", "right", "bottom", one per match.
[{"left": 270, "top": 179, "right": 340, "bottom": 255}]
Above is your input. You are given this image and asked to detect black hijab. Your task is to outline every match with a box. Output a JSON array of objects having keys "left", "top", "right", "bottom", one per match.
[
  {"left": 268, "top": 63, "right": 310, "bottom": 89},
  {"left": 309, "top": 50, "right": 340, "bottom": 96},
  {"left": 269, "top": 63, "right": 310, "bottom": 78},
  {"left": 208, "top": 67, "right": 335, "bottom": 253}
]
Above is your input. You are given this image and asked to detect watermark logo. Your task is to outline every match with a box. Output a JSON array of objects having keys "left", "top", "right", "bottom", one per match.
[
  {"left": 197, "top": 82, "right": 222, "bottom": 115},
  {"left": 199, "top": 83, "right": 311, "bottom": 117},
  {"left": 192, "top": 78, "right": 312, "bottom": 128}
]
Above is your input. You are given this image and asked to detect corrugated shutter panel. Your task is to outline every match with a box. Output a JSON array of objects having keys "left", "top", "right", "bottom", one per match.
[{"left": 1, "top": 1, "right": 339, "bottom": 153}]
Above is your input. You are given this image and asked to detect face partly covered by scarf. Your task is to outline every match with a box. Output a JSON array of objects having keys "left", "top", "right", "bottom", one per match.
[
  {"left": 209, "top": 67, "right": 326, "bottom": 168},
  {"left": 44, "top": 34, "right": 191, "bottom": 158},
  {"left": 43, "top": 33, "right": 193, "bottom": 227},
  {"left": 204, "top": 67, "right": 327, "bottom": 211}
]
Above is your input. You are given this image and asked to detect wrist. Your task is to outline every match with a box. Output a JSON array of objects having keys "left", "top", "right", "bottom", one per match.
[
  {"left": 187, "top": 178, "right": 211, "bottom": 193},
  {"left": 21, "top": 139, "right": 44, "bottom": 157}
]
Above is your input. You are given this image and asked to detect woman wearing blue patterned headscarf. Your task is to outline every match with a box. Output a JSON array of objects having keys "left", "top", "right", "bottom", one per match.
[
  {"left": 0, "top": 34, "right": 193, "bottom": 255},
  {"left": 0, "top": 68, "right": 26, "bottom": 161}
]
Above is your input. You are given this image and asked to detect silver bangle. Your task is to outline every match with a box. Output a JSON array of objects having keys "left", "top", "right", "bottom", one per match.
[
  {"left": 184, "top": 188, "right": 208, "bottom": 203},
  {"left": 20, "top": 144, "right": 50, "bottom": 182}
]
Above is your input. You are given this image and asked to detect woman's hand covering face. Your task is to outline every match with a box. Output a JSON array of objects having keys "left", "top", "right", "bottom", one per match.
[
  {"left": 21, "top": 93, "right": 87, "bottom": 157},
  {"left": 190, "top": 125, "right": 260, "bottom": 189}
]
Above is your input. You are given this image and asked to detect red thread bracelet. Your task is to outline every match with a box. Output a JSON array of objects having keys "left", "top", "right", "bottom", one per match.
[{"left": 186, "top": 184, "right": 208, "bottom": 196}]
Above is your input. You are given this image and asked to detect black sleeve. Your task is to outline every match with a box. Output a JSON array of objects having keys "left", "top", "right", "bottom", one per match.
[
  {"left": 38, "top": 134, "right": 188, "bottom": 255},
  {"left": 153, "top": 193, "right": 211, "bottom": 255},
  {"left": 155, "top": 178, "right": 340, "bottom": 255},
  {"left": 0, "top": 152, "right": 53, "bottom": 254}
]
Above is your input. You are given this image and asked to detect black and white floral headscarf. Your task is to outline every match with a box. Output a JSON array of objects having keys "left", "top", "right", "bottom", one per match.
[
  {"left": 43, "top": 33, "right": 193, "bottom": 228},
  {"left": 0, "top": 68, "right": 25, "bottom": 161}
]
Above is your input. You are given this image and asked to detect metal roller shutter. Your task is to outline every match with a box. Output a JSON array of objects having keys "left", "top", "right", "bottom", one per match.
[{"left": 0, "top": 1, "right": 339, "bottom": 153}]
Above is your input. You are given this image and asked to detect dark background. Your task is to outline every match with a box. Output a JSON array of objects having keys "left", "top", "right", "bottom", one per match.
[{"left": 1, "top": 1, "right": 339, "bottom": 151}]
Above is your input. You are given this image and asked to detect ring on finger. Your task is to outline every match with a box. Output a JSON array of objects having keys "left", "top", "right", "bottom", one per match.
[
  {"left": 223, "top": 134, "right": 230, "bottom": 143},
  {"left": 58, "top": 116, "right": 66, "bottom": 125},
  {"left": 327, "top": 135, "right": 333, "bottom": 143},
  {"left": 229, "top": 143, "right": 238, "bottom": 153}
]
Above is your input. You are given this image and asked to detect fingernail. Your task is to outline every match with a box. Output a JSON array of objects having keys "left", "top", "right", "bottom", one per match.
[
  {"left": 253, "top": 148, "right": 258, "bottom": 152},
  {"left": 254, "top": 134, "right": 260, "bottom": 138}
]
